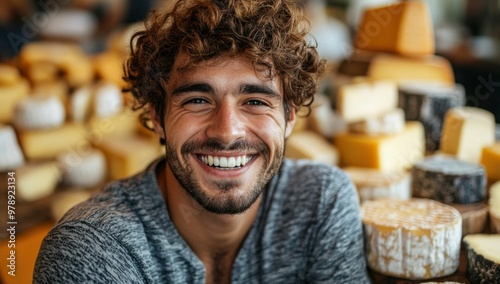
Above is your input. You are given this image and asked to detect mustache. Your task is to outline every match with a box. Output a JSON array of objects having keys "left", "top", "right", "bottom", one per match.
[{"left": 181, "top": 138, "right": 269, "bottom": 156}]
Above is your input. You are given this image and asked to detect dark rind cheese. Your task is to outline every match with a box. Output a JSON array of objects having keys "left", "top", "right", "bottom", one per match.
[
  {"left": 464, "top": 234, "right": 500, "bottom": 284},
  {"left": 398, "top": 83, "right": 465, "bottom": 152},
  {"left": 412, "top": 156, "right": 486, "bottom": 204}
]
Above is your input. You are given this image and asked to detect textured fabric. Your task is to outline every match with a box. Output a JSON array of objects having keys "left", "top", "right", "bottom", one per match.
[{"left": 33, "top": 158, "right": 370, "bottom": 283}]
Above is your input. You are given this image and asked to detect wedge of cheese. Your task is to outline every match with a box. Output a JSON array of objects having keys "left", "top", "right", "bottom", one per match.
[
  {"left": 398, "top": 82, "right": 465, "bottom": 151},
  {"left": 481, "top": 143, "right": 500, "bottom": 182},
  {"left": 86, "top": 110, "right": 139, "bottom": 142},
  {"left": 412, "top": 155, "right": 486, "bottom": 204},
  {"left": 344, "top": 167, "right": 410, "bottom": 203},
  {"left": 354, "top": 1, "right": 434, "bottom": 55},
  {"left": 335, "top": 121, "right": 425, "bottom": 172},
  {"left": 361, "top": 198, "right": 461, "bottom": 279},
  {"left": 97, "top": 134, "right": 163, "bottom": 180},
  {"left": 285, "top": 131, "right": 339, "bottom": 166},
  {"left": 17, "top": 162, "right": 61, "bottom": 202},
  {"left": 463, "top": 234, "right": 500, "bottom": 284},
  {"left": 440, "top": 107, "right": 496, "bottom": 163},
  {"left": 490, "top": 181, "right": 500, "bottom": 233},
  {"left": 337, "top": 80, "right": 398, "bottom": 123},
  {"left": 17, "top": 123, "right": 87, "bottom": 160}
]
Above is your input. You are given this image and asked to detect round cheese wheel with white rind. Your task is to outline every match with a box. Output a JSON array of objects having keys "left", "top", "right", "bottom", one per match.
[
  {"left": 93, "top": 82, "right": 123, "bottom": 118},
  {"left": 58, "top": 149, "right": 107, "bottom": 188},
  {"left": 13, "top": 96, "right": 66, "bottom": 130},
  {"left": 0, "top": 125, "right": 25, "bottom": 171},
  {"left": 361, "top": 198, "right": 461, "bottom": 280},
  {"left": 463, "top": 234, "right": 500, "bottom": 284},
  {"left": 412, "top": 155, "right": 486, "bottom": 204}
]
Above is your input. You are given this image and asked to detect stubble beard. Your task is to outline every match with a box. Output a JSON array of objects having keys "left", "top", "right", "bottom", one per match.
[{"left": 165, "top": 138, "right": 284, "bottom": 214}]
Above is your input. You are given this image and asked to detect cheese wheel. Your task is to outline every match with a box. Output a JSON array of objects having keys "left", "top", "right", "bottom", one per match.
[
  {"left": 398, "top": 82, "right": 465, "bottom": 151},
  {"left": 0, "top": 64, "right": 21, "bottom": 85},
  {"left": 412, "top": 155, "right": 486, "bottom": 204},
  {"left": 58, "top": 149, "right": 107, "bottom": 188},
  {"left": 51, "top": 190, "right": 92, "bottom": 221},
  {"left": 285, "top": 131, "right": 338, "bottom": 166},
  {"left": 354, "top": 1, "right": 434, "bottom": 56},
  {"left": 440, "top": 107, "right": 496, "bottom": 163},
  {"left": 0, "top": 125, "right": 25, "bottom": 171},
  {"left": 361, "top": 198, "right": 461, "bottom": 280},
  {"left": 17, "top": 162, "right": 61, "bottom": 202},
  {"left": 13, "top": 96, "right": 66, "bottom": 130},
  {"left": 450, "top": 203, "right": 489, "bottom": 236},
  {"left": 490, "top": 182, "right": 500, "bottom": 233},
  {"left": 335, "top": 121, "right": 425, "bottom": 172},
  {"left": 308, "top": 93, "right": 346, "bottom": 139},
  {"left": 344, "top": 167, "right": 410, "bottom": 203},
  {"left": 93, "top": 82, "right": 123, "bottom": 118},
  {"left": 481, "top": 143, "right": 500, "bottom": 182},
  {"left": 0, "top": 78, "right": 30, "bottom": 123},
  {"left": 348, "top": 108, "right": 405, "bottom": 135},
  {"left": 463, "top": 234, "right": 500, "bottom": 284},
  {"left": 337, "top": 80, "right": 398, "bottom": 123}
]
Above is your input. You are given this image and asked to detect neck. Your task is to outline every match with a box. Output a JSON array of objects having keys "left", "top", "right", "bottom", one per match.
[{"left": 156, "top": 162, "right": 261, "bottom": 261}]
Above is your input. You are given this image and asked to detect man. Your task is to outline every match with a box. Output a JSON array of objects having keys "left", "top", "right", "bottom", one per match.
[{"left": 34, "top": 0, "right": 369, "bottom": 283}]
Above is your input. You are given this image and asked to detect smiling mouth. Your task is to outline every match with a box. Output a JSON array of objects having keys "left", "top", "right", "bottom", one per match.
[{"left": 197, "top": 154, "right": 255, "bottom": 170}]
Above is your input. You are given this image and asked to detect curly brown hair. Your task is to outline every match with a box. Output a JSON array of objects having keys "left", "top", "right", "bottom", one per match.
[{"left": 124, "top": 0, "right": 326, "bottom": 139}]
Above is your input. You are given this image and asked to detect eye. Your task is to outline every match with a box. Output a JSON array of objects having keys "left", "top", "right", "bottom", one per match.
[
  {"left": 245, "top": 100, "right": 268, "bottom": 106},
  {"left": 183, "top": 98, "right": 208, "bottom": 105}
]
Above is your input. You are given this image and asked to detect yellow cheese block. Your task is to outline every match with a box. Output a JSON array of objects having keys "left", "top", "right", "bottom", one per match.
[
  {"left": 337, "top": 80, "right": 398, "bottom": 122},
  {"left": 361, "top": 198, "right": 461, "bottom": 279},
  {"left": 285, "top": 131, "right": 339, "bottom": 166},
  {"left": 25, "top": 61, "right": 59, "bottom": 84},
  {"left": 97, "top": 134, "right": 163, "bottom": 180},
  {"left": 335, "top": 121, "right": 424, "bottom": 172},
  {"left": 367, "top": 53, "right": 455, "bottom": 86},
  {"left": 355, "top": 1, "right": 434, "bottom": 55},
  {"left": 441, "top": 107, "right": 496, "bottom": 163},
  {"left": 93, "top": 52, "right": 127, "bottom": 88},
  {"left": 17, "top": 162, "right": 61, "bottom": 202},
  {"left": 17, "top": 123, "right": 87, "bottom": 160},
  {"left": 481, "top": 143, "right": 500, "bottom": 182},
  {"left": 490, "top": 181, "right": 500, "bottom": 233},
  {"left": 0, "top": 79, "right": 29, "bottom": 123},
  {"left": 0, "top": 64, "right": 21, "bottom": 85},
  {"left": 86, "top": 110, "right": 140, "bottom": 143}
]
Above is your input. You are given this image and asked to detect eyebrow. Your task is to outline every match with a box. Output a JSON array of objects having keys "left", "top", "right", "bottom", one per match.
[
  {"left": 171, "top": 83, "right": 214, "bottom": 96},
  {"left": 170, "top": 82, "right": 282, "bottom": 100},
  {"left": 240, "top": 84, "right": 281, "bottom": 100}
]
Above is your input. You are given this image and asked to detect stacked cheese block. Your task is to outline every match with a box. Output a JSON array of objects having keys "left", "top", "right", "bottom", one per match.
[{"left": 0, "top": 36, "right": 162, "bottom": 224}]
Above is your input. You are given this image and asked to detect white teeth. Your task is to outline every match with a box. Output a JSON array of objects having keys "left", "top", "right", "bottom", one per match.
[{"left": 200, "top": 154, "right": 252, "bottom": 168}]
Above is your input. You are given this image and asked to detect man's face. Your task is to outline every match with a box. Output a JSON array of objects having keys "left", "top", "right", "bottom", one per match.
[{"left": 158, "top": 55, "right": 295, "bottom": 214}]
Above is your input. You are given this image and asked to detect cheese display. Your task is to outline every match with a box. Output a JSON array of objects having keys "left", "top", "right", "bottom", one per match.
[
  {"left": 285, "top": 131, "right": 339, "bottom": 166},
  {"left": 13, "top": 96, "right": 66, "bottom": 130},
  {"left": 440, "top": 107, "right": 496, "bottom": 163},
  {"left": 17, "top": 162, "right": 61, "bottom": 202},
  {"left": 463, "top": 234, "right": 500, "bottom": 284},
  {"left": 354, "top": 1, "right": 434, "bottom": 55},
  {"left": 17, "top": 123, "right": 86, "bottom": 160},
  {"left": 0, "top": 77, "right": 29, "bottom": 123},
  {"left": 450, "top": 203, "right": 489, "bottom": 236},
  {"left": 0, "top": 124, "right": 25, "bottom": 171},
  {"left": 480, "top": 142, "right": 500, "bottom": 182},
  {"left": 93, "top": 82, "right": 124, "bottom": 118},
  {"left": 344, "top": 167, "right": 410, "bottom": 203},
  {"left": 51, "top": 190, "right": 92, "bottom": 221},
  {"left": 337, "top": 80, "right": 398, "bottom": 122},
  {"left": 367, "top": 53, "right": 455, "bottom": 86},
  {"left": 412, "top": 155, "right": 486, "bottom": 204},
  {"left": 97, "top": 134, "right": 163, "bottom": 180},
  {"left": 490, "top": 182, "right": 500, "bottom": 233},
  {"left": 335, "top": 121, "right": 425, "bottom": 172},
  {"left": 398, "top": 82, "right": 465, "bottom": 151},
  {"left": 58, "top": 149, "right": 107, "bottom": 188},
  {"left": 348, "top": 108, "right": 405, "bottom": 135},
  {"left": 361, "top": 198, "right": 461, "bottom": 280}
]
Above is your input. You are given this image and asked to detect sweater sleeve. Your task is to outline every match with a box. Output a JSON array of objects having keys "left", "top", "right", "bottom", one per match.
[
  {"left": 306, "top": 174, "right": 371, "bottom": 284},
  {"left": 33, "top": 222, "right": 147, "bottom": 284}
]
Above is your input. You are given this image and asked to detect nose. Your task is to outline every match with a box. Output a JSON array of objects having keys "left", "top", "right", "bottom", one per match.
[{"left": 206, "top": 100, "right": 246, "bottom": 145}]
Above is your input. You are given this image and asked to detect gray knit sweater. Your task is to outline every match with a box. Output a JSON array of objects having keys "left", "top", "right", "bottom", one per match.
[{"left": 33, "top": 158, "right": 370, "bottom": 283}]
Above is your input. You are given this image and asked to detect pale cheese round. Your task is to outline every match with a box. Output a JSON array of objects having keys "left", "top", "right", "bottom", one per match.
[
  {"left": 58, "top": 149, "right": 107, "bottom": 188},
  {"left": 13, "top": 96, "right": 66, "bottom": 130},
  {"left": 0, "top": 125, "right": 25, "bottom": 171}
]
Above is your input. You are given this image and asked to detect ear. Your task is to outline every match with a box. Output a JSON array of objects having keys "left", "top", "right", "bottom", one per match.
[
  {"left": 149, "top": 104, "right": 166, "bottom": 139},
  {"left": 284, "top": 107, "right": 296, "bottom": 138}
]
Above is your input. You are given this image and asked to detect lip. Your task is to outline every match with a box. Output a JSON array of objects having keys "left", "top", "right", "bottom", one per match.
[{"left": 193, "top": 153, "right": 258, "bottom": 178}]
